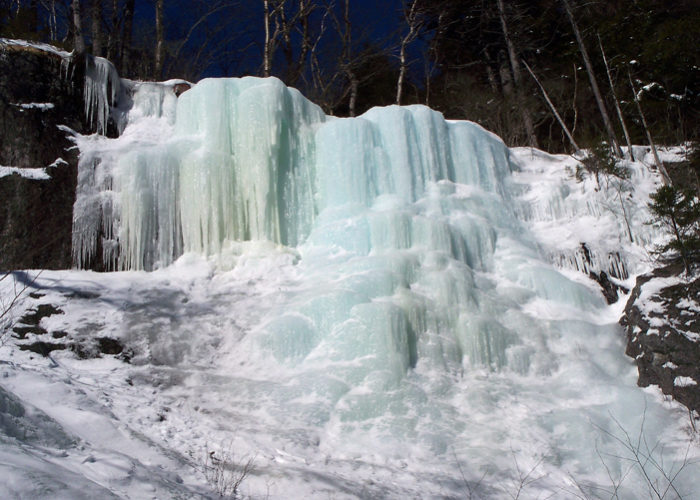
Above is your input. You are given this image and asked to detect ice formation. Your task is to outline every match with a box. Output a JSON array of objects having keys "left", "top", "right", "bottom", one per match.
[{"left": 63, "top": 75, "right": 698, "bottom": 498}]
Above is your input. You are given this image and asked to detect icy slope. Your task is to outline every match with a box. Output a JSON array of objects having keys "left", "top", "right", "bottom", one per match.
[{"left": 2, "top": 74, "right": 698, "bottom": 499}]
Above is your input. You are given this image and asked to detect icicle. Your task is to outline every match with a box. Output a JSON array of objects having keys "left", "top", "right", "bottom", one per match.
[{"left": 84, "top": 55, "right": 121, "bottom": 135}]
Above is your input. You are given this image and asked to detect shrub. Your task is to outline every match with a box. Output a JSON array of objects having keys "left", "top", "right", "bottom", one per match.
[{"left": 648, "top": 184, "right": 700, "bottom": 273}]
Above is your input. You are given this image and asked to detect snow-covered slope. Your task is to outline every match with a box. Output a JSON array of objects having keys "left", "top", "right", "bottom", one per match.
[{"left": 1, "top": 72, "right": 698, "bottom": 499}]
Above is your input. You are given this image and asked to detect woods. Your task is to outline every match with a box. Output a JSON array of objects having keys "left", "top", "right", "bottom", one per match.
[{"left": 0, "top": 0, "right": 698, "bottom": 152}]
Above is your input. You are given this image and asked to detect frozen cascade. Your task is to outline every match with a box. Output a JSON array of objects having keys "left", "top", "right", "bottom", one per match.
[
  {"left": 68, "top": 77, "right": 697, "bottom": 498},
  {"left": 83, "top": 55, "right": 122, "bottom": 135}
]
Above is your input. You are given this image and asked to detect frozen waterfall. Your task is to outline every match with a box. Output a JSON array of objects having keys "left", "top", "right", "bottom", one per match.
[{"left": 67, "top": 75, "right": 697, "bottom": 498}]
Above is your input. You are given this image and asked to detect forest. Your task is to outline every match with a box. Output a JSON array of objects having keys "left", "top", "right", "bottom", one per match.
[{"left": 1, "top": 0, "right": 698, "bottom": 153}]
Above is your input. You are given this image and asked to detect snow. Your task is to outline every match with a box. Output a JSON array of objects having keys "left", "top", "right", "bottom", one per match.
[
  {"left": 0, "top": 165, "right": 51, "bottom": 180},
  {"left": 12, "top": 102, "right": 55, "bottom": 111},
  {"left": 0, "top": 38, "right": 73, "bottom": 58},
  {"left": 2, "top": 74, "right": 699, "bottom": 499},
  {"left": 0, "top": 157, "right": 68, "bottom": 180},
  {"left": 674, "top": 376, "right": 698, "bottom": 388}
]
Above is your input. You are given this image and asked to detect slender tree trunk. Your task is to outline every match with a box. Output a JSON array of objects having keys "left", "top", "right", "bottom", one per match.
[
  {"left": 107, "top": 0, "right": 119, "bottom": 61},
  {"left": 522, "top": 59, "right": 580, "bottom": 152},
  {"left": 288, "top": 0, "right": 311, "bottom": 86},
  {"left": 561, "top": 0, "right": 621, "bottom": 156},
  {"left": 72, "top": 0, "right": 86, "bottom": 54},
  {"left": 483, "top": 49, "right": 499, "bottom": 94},
  {"left": 598, "top": 35, "right": 634, "bottom": 160},
  {"left": 91, "top": 0, "right": 103, "bottom": 57},
  {"left": 628, "top": 70, "right": 671, "bottom": 183},
  {"left": 48, "top": 0, "right": 58, "bottom": 40},
  {"left": 497, "top": 0, "right": 538, "bottom": 148},
  {"left": 571, "top": 63, "right": 579, "bottom": 137},
  {"left": 263, "top": 0, "right": 272, "bottom": 77},
  {"left": 396, "top": 0, "right": 419, "bottom": 106},
  {"left": 342, "top": 0, "right": 357, "bottom": 117},
  {"left": 348, "top": 75, "right": 358, "bottom": 118},
  {"left": 154, "top": 0, "right": 165, "bottom": 79},
  {"left": 121, "top": 0, "right": 135, "bottom": 74},
  {"left": 28, "top": 0, "right": 39, "bottom": 33}
]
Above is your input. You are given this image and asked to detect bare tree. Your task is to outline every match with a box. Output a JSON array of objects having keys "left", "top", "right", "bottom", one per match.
[
  {"left": 561, "top": 0, "right": 621, "bottom": 156},
  {"left": 628, "top": 70, "right": 670, "bottom": 183},
  {"left": 72, "top": 0, "right": 85, "bottom": 53},
  {"left": 496, "top": 0, "right": 538, "bottom": 148},
  {"left": 339, "top": 0, "right": 358, "bottom": 115},
  {"left": 0, "top": 271, "right": 40, "bottom": 345},
  {"left": 598, "top": 35, "right": 634, "bottom": 160},
  {"left": 396, "top": 0, "right": 421, "bottom": 106},
  {"left": 522, "top": 59, "right": 580, "bottom": 152},
  {"left": 120, "top": 0, "right": 134, "bottom": 73},
  {"left": 154, "top": 0, "right": 165, "bottom": 79},
  {"left": 91, "top": 0, "right": 102, "bottom": 56}
]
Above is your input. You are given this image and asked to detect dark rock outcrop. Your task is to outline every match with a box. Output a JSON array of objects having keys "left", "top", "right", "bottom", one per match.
[
  {"left": 590, "top": 270, "right": 629, "bottom": 304},
  {"left": 621, "top": 265, "right": 700, "bottom": 413},
  {"left": 0, "top": 40, "right": 88, "bottom": 269}
]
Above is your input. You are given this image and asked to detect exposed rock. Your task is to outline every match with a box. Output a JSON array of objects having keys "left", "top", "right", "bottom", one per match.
[
  {"left": 621, "top": 265, "right": 700, "bottom": 413},
  {"left": 0, "top": 40, "right": 88, "bottom": 269},
  {"left": 71, "top": 336, "right": 129, "bottom": 361},
  {"left": 19, "top": 341, "right": 67, "bottom": 356},
  {"left": 17, "top": 303, "right": 63, "bottom": 325},
  {"left": 173, "top": 82, "right": 191, "bottom": 97},
  {"left": 589, "top": 270, "right": 629, "bottom": 304},
  {"left": 12, "top": 325, "right": 47, "bottom": 339}
]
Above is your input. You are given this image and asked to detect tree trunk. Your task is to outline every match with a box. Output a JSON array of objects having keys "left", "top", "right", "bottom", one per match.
[
  {"left": 599, "top": 35, "right": 633, "bottom": 160},
  {"left": 396, "top": 0, "right": 420, "bottom": 106},
  {"left": 348, "top": 74, "right": 358, "bottom": 118},
  {"left": 155, "top": 0, "right": 165, "bottom": 79},
  {"left": 561, "top": 0, "right": 621, "bottom": 156},
  {"left": 497, "top": 0, "right": 538, "bottom": 148},
  {"left": 121, "top": 0, "right": 135, "bottom": 75},
  {"left": 91, "top": 0, "right": 103, "bottom": 57},
  {"left": 263, "top": 0, "right": 272, "bottom": 77},
  {"left": 628, "top": 70, "right": 671, "bottom": 184},
  {"left": 72, "top": 0, "right": 86, "bottom": 54},
  {"left": 288, "top": 0, "right": 311, "bottom": 86},
  {"left": 342, "top": 0, "right": 357, "bottom": 117},
  {"left": 107, "top": 0, "right": 119, "bottom": 61},
  {"left": 522, "top": 59, "right": 580, "bottom": 152}
]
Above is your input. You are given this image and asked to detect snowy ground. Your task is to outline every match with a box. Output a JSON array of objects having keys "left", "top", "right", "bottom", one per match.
[{"left": 2, "top": 144, "right": 699, "bottom": 499}]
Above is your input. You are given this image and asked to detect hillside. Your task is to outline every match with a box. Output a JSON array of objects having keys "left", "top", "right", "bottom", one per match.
[{"left": 1, "top": 39, "right": 699, "bottom": 499}]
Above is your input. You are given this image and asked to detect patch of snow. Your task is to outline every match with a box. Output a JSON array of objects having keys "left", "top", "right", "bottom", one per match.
[
  {"left": 648, "top": 317, "right": 665, "bottom": 328},
  {"left": 12, "top": 102, "right": 55, "bottom": 111},
  {"left": 678, "top": 298, "right": 700, "bottom": 313},
  {"left": 47, "top": 158, "right": 68, "bottom": 168},
  {"left": 0, "top": 38, "right": 72, "bottom": 58},
  {"left": 674, "top": 376, "right": 697, "bottom": 388},
  {"left": 682, "top": 331, "right": 700, "bottom": 342},
  {"left": 0, "top": 166, "right": 50, "bottom": 180},
  {"left": 663, "top": 361, "right": 678, "bottom": 369}
]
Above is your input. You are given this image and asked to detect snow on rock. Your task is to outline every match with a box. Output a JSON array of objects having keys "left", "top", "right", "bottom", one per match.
[
  {"left": 622, "top": 270, "right": 700, "bottom": 413},
  {"left": 0, "top": 165, "right": 51, "bottom": 179},
  {"left": 0, "top": 38, "right": 73, "bottom": 59},
  {"left": 675, "top": 376, "right": 698, "bottom": 387},
  {"left": 12, "top": 102, "right": 55, "bottom": 110}
]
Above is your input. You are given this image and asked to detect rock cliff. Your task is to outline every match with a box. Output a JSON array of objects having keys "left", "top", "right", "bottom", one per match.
[
  {"left": 0, "top": 40, "right": 87, "bottom": 269},
  {"left": 621, "top": 264, "right": 700, "bottom": 414}
]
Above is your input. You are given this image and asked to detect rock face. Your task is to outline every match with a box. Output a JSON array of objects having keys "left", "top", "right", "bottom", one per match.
[
  {"left": 621, "top": 265, "right": 700, "bottom": 414},
  {"left": 0, "top": 40, "right": 87, "bottom": 269}
]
